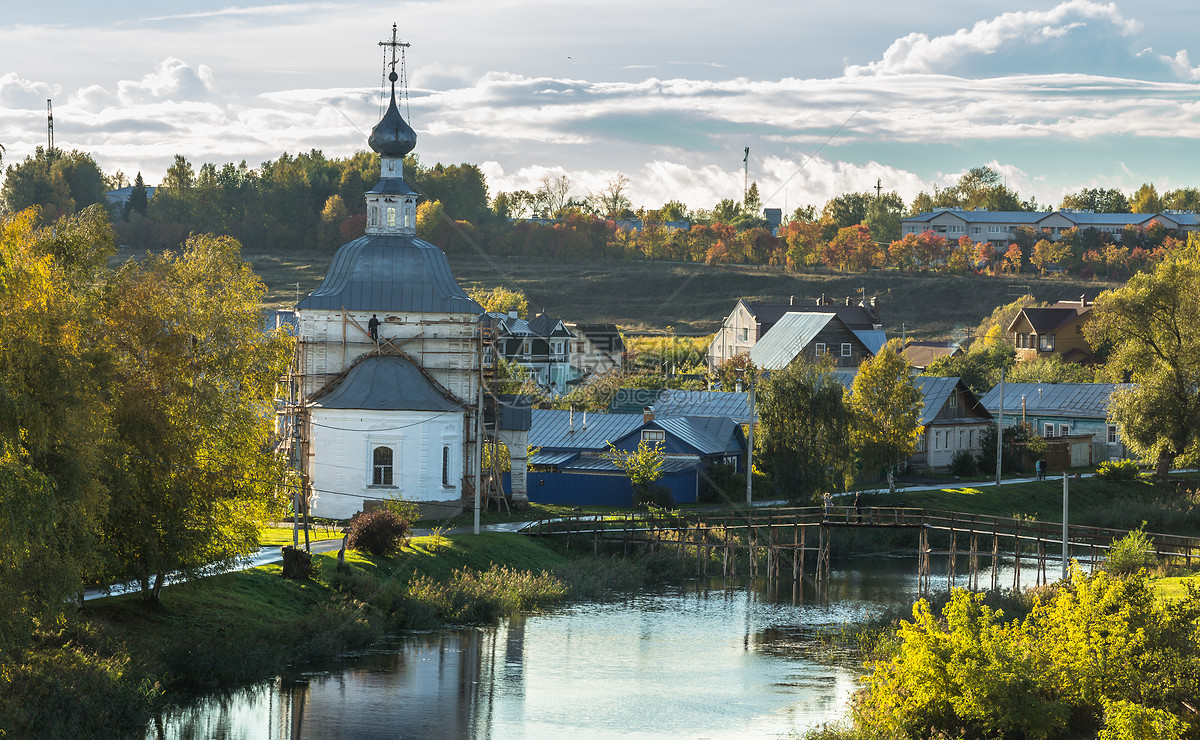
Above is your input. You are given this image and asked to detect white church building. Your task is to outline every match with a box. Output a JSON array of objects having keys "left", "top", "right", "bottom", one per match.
[{"left": 295, "top": 65, "right": 485, "bottom": 520}]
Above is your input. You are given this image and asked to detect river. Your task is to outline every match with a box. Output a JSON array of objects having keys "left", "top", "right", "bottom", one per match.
[{"left": 146, "top": 555, "right": 1068, "bottom": 739}]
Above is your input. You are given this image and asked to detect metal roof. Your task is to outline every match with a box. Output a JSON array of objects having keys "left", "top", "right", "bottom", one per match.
[
  {"left": 530, "top": 409, "right": 644, "bottom": 451},
  {"left": 749, "top": 312, "right": 837, "bottom": 370},
  {"left": 528, "top": 450, "right": 578, "bottom": 467},
  {"left": 903, "top": 209, "right": 1047, "bottom": 224},
  {"left": 852, "top": 329, "right": 887, "bottom": 356},
  {"left": 561, "top": 455, "right": 701, "bottom": 474},
  {"left": 656, "top": 415, "right": 743, "bottom": 456},
  {"left": 653, "top": 390, "right": 751, "bottom": 421},
  {"left": 571, "top": 323, "right": 625, "bottom": 353},
  {"left": 1009, "top": 305, "right": 1090, "bottom": 333},
  {"left": 309, "top": 355, "right": 464, "bottom": 411},
  {"left": 978, "top": 383, "right": 1133, "bottom": 419},
  {"left": 1043, "top": 211, "right": 1154, "bottom": 226},
  {"left": 607, "top": 388, "right": 666, "bottom": 414},
  {"left": 296, "top": 234, "right": 481, "bottom": 314},
  {"left": 748, "top": 302, "right": 879, "bottom": 330}
]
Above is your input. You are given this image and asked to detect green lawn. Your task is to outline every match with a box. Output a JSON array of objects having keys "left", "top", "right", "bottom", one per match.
[
  {"left": 423, "top": 502, "right": 625, "bottom": 529},
  {"left": 1151, "top": 574, "right": 1200, "bottom": 602},
  {"left": 258, "top": 524, "right": 344, "bottom": 546}
]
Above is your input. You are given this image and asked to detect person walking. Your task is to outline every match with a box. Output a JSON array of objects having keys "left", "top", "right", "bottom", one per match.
[
  {"left": 822, "top": 492, "right": 833, "bottom": 521},
  {"left": 368, "top": 314, "right": 381, "bottom": 343},
  {"left": 854, "top": 491, "right": 862, "bottom": 523}
]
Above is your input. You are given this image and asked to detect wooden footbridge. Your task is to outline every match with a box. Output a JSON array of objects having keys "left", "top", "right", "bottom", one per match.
[{"left": 524, "top": 506, "right": 1200, "bottom": 593}]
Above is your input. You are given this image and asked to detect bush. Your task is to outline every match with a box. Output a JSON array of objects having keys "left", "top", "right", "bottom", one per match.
[
  {"left": 1099, "top": 699, "right": 1187, "bottom": 740},
  {"left": 1104, "top": 526, "right": 1156, "bottom": 575},
  {"left": 383, "top": 493, "right": 421, "bottom": 523},
  {"left": 346, "top": 508, "right": 410, "bottom": 556},
  {"left": 949, "top": 449, "right": 978, "bottom": 477},
  {"left": 1097, "top": 459, "right": 1140, "bottom": 482},
  {"left": 633, "top": 482, "right": 673, "bottom": 509}
]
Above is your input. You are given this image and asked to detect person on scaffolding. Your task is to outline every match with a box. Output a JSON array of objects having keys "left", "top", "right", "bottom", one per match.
[{"left": 368, "top": 314, "right": 381, "bottom": 343}]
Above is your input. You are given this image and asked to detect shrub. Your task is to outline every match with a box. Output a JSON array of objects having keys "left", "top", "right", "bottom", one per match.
[
  {"left": 949, "top": 449, "right": 978, "bottom": 477},
  {"left": 1099, "top": 699, "right": 1187, "bottom": 740},
  {"left": 1104, "top": 526, "right": 1156, "bottom": 575},
  {"left": 383, "top": 493, "right": 421, "bottom": 523},
  {"left": 1097, "top": 459, "right": 1140, "bottom": 482},
  {"left": 634, "top": 482, "right": 673, "bottom": 509},
  {"left": 346, "top": 508, "right": 410, "bottom": 556}
]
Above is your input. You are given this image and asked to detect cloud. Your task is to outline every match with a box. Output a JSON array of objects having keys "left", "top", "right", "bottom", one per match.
[
  {"left": 1158, "top": 49, "right": 1200, "bottom": 80},
  {"left": 845, "top": 0, "right": 1140, "bottom": 76},
  {"left": 0, "top": 72, "right": 58, "bottom": 108},
  {"left": 116, "top": 58, "right": 217, "bottom": 105}
]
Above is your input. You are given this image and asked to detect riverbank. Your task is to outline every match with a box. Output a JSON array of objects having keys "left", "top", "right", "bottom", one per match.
[{"left": 1, "top": 532, "right": 683, "bottom": 739}]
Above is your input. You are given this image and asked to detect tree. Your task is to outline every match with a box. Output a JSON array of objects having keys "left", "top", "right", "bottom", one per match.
[
  {"left": 1084, "top": 249, "right": 1200, "bottom": 479},
  {"left": 127, "top": 171, "right": 149, "bottom": 220},
  {"left": 821, "top": 192, "right": 872, "bottom": 231},
  {"left": 99, "top": 234, "right": 293, "bottom": 600},
  {"left": 850, "top": 340, "right": 923, "bottom": 492},
  {"left": 595, "top": 175, "right": 632, "bottom": 219},
  {"left": 757, "top": 360, "right": 853, "bottom": 499},
  {"left": 2, "top": 147, "right": 105, "bottom": 221},
  {"left": 1006, "top": 355, "right": 1096, "bottom": 384},
  {"left": 470, "top": 285, "right": 529, "bottom": 318},
  {"left": 535, "top": 175, "right": 573, "bottom": 218},
  {"left": 864, "top": 191, "right": 905, "bottom": 243},
  {"left": 608, "top": 439, "right": 666, "bottom": 507},
  {"left": 743, "top": 181, "right": 763, "bottom": 216},
  {"left": 924, "top": 343, "right": 1016, "bottom": 397},
  {"left": 1130, "top": 183, "right": 1161, "bottom": 214},
  {"left": 1060, "top": 187, "right": 1129, "bottom": 213}
]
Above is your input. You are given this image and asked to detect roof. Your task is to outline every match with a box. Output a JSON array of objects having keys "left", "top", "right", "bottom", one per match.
[
  {"left": 296, "top": 234, "right": 481, "bottom": 314},
  {"left": 747, "top": 301, "right": 878, "bottom": 330},
  {"left": 655, "top": 416, "right": 742, "bottom": 456},
  {"left": 748, "top": 312, "right": 837, "bottom": 370},
  {"left": 1042, "top": 211, "right": 1155, "bottom": 227},
  {"left": 904, "top": 341, "right": 960, "bottom": 369},
  {"left": 571, "top": 323, "right": 625, "bottom": 353},
  {"left": 978, "top": 382, "right": 1134, "bottom": 419},
  {"left": 1008, "top": 303, "right": 1091, "bottom": 333},
  {"left": 530, "top": 409, "right": 644, "bottom": 451},
  {"left": 368, "top": 87, "right": 417, "bottom": 157},
  {"left": 911, "top": 376, "right": 991, "bottom": 426},
  {"left": 527, "top": 314, "right": 572, "bottom": 337},
  {"left": 852, "top": 329, "right": 887, "bottom": 356},
  {"left": 560, "top": 455, "right": 702, "bottom": 474},
  {"left": 309, "top": 355, "right": 463, "bottom": 411},
  {"left": 903, "top": 209, "right": 1047, "bottom": 225},
  {"left": 607, "top": 388, "right": 666, "bottom": 414},
  {"left": 653, "top": 389, "right": 751, "bottom": 421}
]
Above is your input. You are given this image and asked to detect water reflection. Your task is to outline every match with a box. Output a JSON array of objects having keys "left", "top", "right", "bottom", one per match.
[{"left": 148, "top": 555, "right": 1086, "bottom": 740}]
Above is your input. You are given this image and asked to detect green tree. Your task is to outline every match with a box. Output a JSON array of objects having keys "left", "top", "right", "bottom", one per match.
[
  {"left": 850, "top": 340, "right": 923, "bottom": 492},
  {"left": 608, "top": 439, "right": 666, "bottom": 506},
  {"left": 757, "top": 360, "right": 853, "bottom": 499},
  {"left": 864, "top": 191, "right": 905, "bottom": 243},
  {"left": 594, "top": 174, "right": 632, "bottom": 219},
  {"left": 2, "top": 147, "right": 107, "bottom": 221},
  {"left": 1006, "top": 355, "right": 1096, "bottom": 384},
  {"left": 1130, "top": 183, "right": 1161, "bottom": 214},
  {"left": 821, "top": 191, "right": 872, "bottom": 230},
  {"left": 923, "top": 343, "right": 1016, "bottom": 396},
  {"left": 471, "top": 284, "right": 529, "bottom": 317},
  {"left": 99, "top": 234, "right": 293, "bottom": 601},
  {"left": 127, "top": 171, "right": 149, "bottom": 220},
  {"left": 1060, "top": 187, "right": 1130, "bottom": 213},
  {"left": 1084, "top": 249, "right": 1200, "bottom": 479}
]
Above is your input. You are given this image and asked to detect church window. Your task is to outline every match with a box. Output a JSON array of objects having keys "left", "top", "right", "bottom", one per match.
[
  {"left": 372, "top": 446, "right": 394, "bottom": 486},
  {"left": 442, "top": 446, "right": 451, "bottom": 487},
  {"left": 386, "top": 206, "right": 397, "bottom": 227},
  {"left": 369, "top": 206, "right": 378, "bottom": 226},
  {"left": 404, "top": 205, "right": 414, "bottom": 228}
]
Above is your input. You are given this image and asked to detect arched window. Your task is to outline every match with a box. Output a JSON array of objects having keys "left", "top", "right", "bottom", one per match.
[
  {"left": 369, "top": 206, "right": 377, "bottom": 226},
  {"left": 442, "top": 446, "right": 451, "bottom": 487},
  {"left": 372, "top": 446, "right": 394, "bottom": 486},
  {"left": 386, "top": 206, "right": 397, "bottom": 227},
  {"left": 404, "top": 205, "right": 414, "bottom": 229}
]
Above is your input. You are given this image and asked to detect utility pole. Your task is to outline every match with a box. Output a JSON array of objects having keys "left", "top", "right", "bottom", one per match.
[
  {"left": 875, "top": 178, "right": 882, "bottom": 198},
  {"left": 995, "top": 367, "right": 1004, "bottom": 486},
  {"left": 743, "top": 147, "right": 749, "bottom": 202},
  {"left": 745, "top": 373, "right": 755, "bottom": 506},
  {"left": 46, "top": 99, "right": 53, "bottom": 152},
  {"left": 1062, "top": 472, "right": 1069, "bottom": 581}
]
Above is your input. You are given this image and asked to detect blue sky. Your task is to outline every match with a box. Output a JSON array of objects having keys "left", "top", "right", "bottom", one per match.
[{"left": 3, "top": 0, "right": 1200, "bottom": 213}]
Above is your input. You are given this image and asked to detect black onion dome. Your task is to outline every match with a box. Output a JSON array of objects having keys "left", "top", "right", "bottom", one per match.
[{"left": 368, "top": 88, "right": 416, "bottom": 157}]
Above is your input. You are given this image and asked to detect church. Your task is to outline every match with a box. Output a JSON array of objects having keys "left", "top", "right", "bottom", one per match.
[{"left": 294, "top": 58, "right": 486, "bottom": 520}]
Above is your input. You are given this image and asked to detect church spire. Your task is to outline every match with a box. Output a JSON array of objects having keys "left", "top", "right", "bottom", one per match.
[{"left": 365, "top": 24, "right": 419, "bottom": 237}]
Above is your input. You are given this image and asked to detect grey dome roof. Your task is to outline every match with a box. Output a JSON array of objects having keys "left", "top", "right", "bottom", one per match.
[
  {"left": 368, "top": 90, "right": 416, "bottom": 157},
  {"left": 296, "top": 233, "right": 482, "bottom": 314},
  {"left": 310, "top": 355, "right": 463, "bottom": 411}
]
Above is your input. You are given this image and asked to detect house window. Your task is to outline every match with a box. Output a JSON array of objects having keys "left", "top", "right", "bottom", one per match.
[
  {"left": 372, "top": 446, "right": 394, "bottom": 486},
  {"left": 1043, "top": 423, "right": 1054, "bottom": 438},
  {"left": 386, "top": 206, "right": 397, "bottom": 227},
  {"left": 738, "top": 327, "right": 749, "bottom": 342},
  {"left": 1059, "top": 424, "right": 1070, "bottom": 437},
  {"left": 815, "top": 343, "right": 826, "bottom": 355},
  {"left": 1108, "top": 425, "right": 1119, "bottom": 444},
  {"left": 959, "top": 430, "right": 964, "bottom": 448},
  {"left": 841, "top": 343, "right": 852, "bottom": 357},
  {"left": 551, "top": 340, "right": 565, "bottom": 358},
  {"left": 917, "top": 431, "right": 925, "bottom": 449},
  {"left": 1039, "top": 333, "right": 1055, "bottom": 351},
  {"left": 949, "top": 392, "right": 958, "bottom": 409},
  {"left": 933, "top": 431, "right": 939, "bottom": 450},
  {"left": 642, "top": 429, "right": 665, "bottom": 443},
  {"left": 968, "top": 429, "right": 974, "bottom": 448},
  {"left": 520, "top": 340, "right": 532, "bottom": 358},
  {"left": 442, "top": 446, "right": 451, "bottom": 487}
]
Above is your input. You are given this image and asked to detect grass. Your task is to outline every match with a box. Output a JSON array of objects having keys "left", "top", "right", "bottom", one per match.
[
  {"left": 258, "top": 523, "right": 344, "bottom": 546},
  {"left": 420, "top": 501, "right": 624, "bottom": 528},
  {"left": 111, "top": 244, "right": 1123, "bottom": 339},
  {"left": 1150, "top": 574, "right": 1200, "bottom": 601}
]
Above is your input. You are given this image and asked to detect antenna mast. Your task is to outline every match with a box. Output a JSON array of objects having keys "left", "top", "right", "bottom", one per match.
[
  {"left": 46, "top": 99, "right": 53, "bottom": 152},
  {"left": 742, "top": 146, "right": 749, "bottom": 201}
]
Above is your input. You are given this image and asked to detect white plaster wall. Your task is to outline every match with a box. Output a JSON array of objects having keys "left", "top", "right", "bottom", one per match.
[{"left": 308, "top": 408, "right": 468, "bottom": 520}]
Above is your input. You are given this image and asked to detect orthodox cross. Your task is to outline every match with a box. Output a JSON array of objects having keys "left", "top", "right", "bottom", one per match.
[
  {"left": 379, "top": 23, "right": 410, "bottom": 76},
  {"left": 875, "top": 178, "right": 882, "bottom": 198}
]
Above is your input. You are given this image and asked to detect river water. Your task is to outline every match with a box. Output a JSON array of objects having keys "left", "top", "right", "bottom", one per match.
[{"left": 146, "top": 555, "right": 1067, "bottom": 740}]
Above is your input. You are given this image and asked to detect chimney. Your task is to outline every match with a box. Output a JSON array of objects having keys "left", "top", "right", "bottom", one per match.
[
  {"left": 507, "top": 309, "right": 518, "bottom": 318},
  {"left": 845, "top": 297, "right": 852, "bottom": 306},
  {"left": 818, "top": 294, "right": 825, "bottom": 306},
  {"left": 643, "top": 406, "right": 655, "bottom": 424},
  {"left": 582, "top": 411, "right": 587, "bottom": 430},
  {"left": 789, "top": 295, "right": 796, "bottom": 306},
  {"left": 1080, "top": 294, "right": 1088, "bottom": 307},
  {"left": 569, "top": 408, "right": 574, "bottom": 433}
]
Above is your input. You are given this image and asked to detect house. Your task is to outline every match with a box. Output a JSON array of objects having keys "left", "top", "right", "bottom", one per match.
[
  {"left": 567, "top": 322, "right": 624, "bottom": 374},
  {"left": 295, "top": 66, "right": 487, "bottom": 519},
  {"left": 978, "top": 382, "right": 1134, "bottom": 463},
  {"left": 908, "top": 377, "right": 993, "bottom": 470},
  {"left": 707, "top": 296, "right": 882, "bottom": 370},
  {"left": 483, "top": 311, "right": 576, "bottom": 391},
  {"left": 652, "top": 389, "right": 753, "bottom": 421},
  {"left": 104, "top": 184, "right": 158, "bottom": 214},
  {"left": 901, "top": 207, "right": 1200, "bottom": 245},
  {"left": 903, "top": 340, "right": 962, "bottom": 372},
  {"left": 748, "top": 312, "right": 878, "bottom": 371},
  {"left": 523, "top": 408, "right": 746, "bottom": 506},
  {"left": 1007, "top": 298, "right": 1097, "bottom": 364}
]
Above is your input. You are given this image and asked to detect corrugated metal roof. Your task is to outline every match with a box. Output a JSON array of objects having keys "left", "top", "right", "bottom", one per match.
[
  {"left": 561, "top": 455, "right": 701, "bottom": 474},
  {"left": 607, "top": 388, "right": 666, "bottom": 414},
  {"left": 852, "top": 329, "right": 887, "bottom": 356},
  {"left": 903, "top": 209, "right": 1047, "bottom": 224},
  {"left": 749, "top": 303, "right": 879, "bottom": 330},
  {"left": 1046, "top": 212, "right": 1154, "bottom": 226},
  {"left": 655, "top": 416, "right": 737, "bottom": 456},
  {"left": 1010, "top": 305, "right": 1090, "bottom": 333},
  {"left": 913, "top": 376, "right": 959, "bottom": 426},
  {"left": 978, "top": 382, "right": 1133, "bottom": 419},
  {"left": 528, "top": 450, "right": 578, "bottom": 467},
  {"left": 653, "top": 390, "right": 751, "bottom": 421},
  {"left": 296, "top": 234, "right": 482, "bottom": 314},
  {"left": 309, "top": 355, "right": 464, "bottom": 411},
  {"left": 529, "top": 409, "right": 644, "bottom": 451},
  {"left": 749, "top": 312, "right": 836, "bottom": 370}
]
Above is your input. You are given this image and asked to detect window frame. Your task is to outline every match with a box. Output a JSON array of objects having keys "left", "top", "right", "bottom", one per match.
[
  {"left": 815, "top": 342, "right": 826, "bottom": 356},
  {"left": 641, "top": 429, "right": 665, "bottom": 443},
  {"left": 1043, "top": 422, "right": 1054, "bottom": 438},
  {"left": 372, "top": 445, "right": 395, "bottom": 487},
  {"left": 840, "top": 342, "right": 852, "bottom": 357}
]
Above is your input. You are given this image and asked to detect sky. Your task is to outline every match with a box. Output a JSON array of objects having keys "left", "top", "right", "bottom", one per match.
[{"left": 3, "top": 0, "right": 1200, "bottom": 214}]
